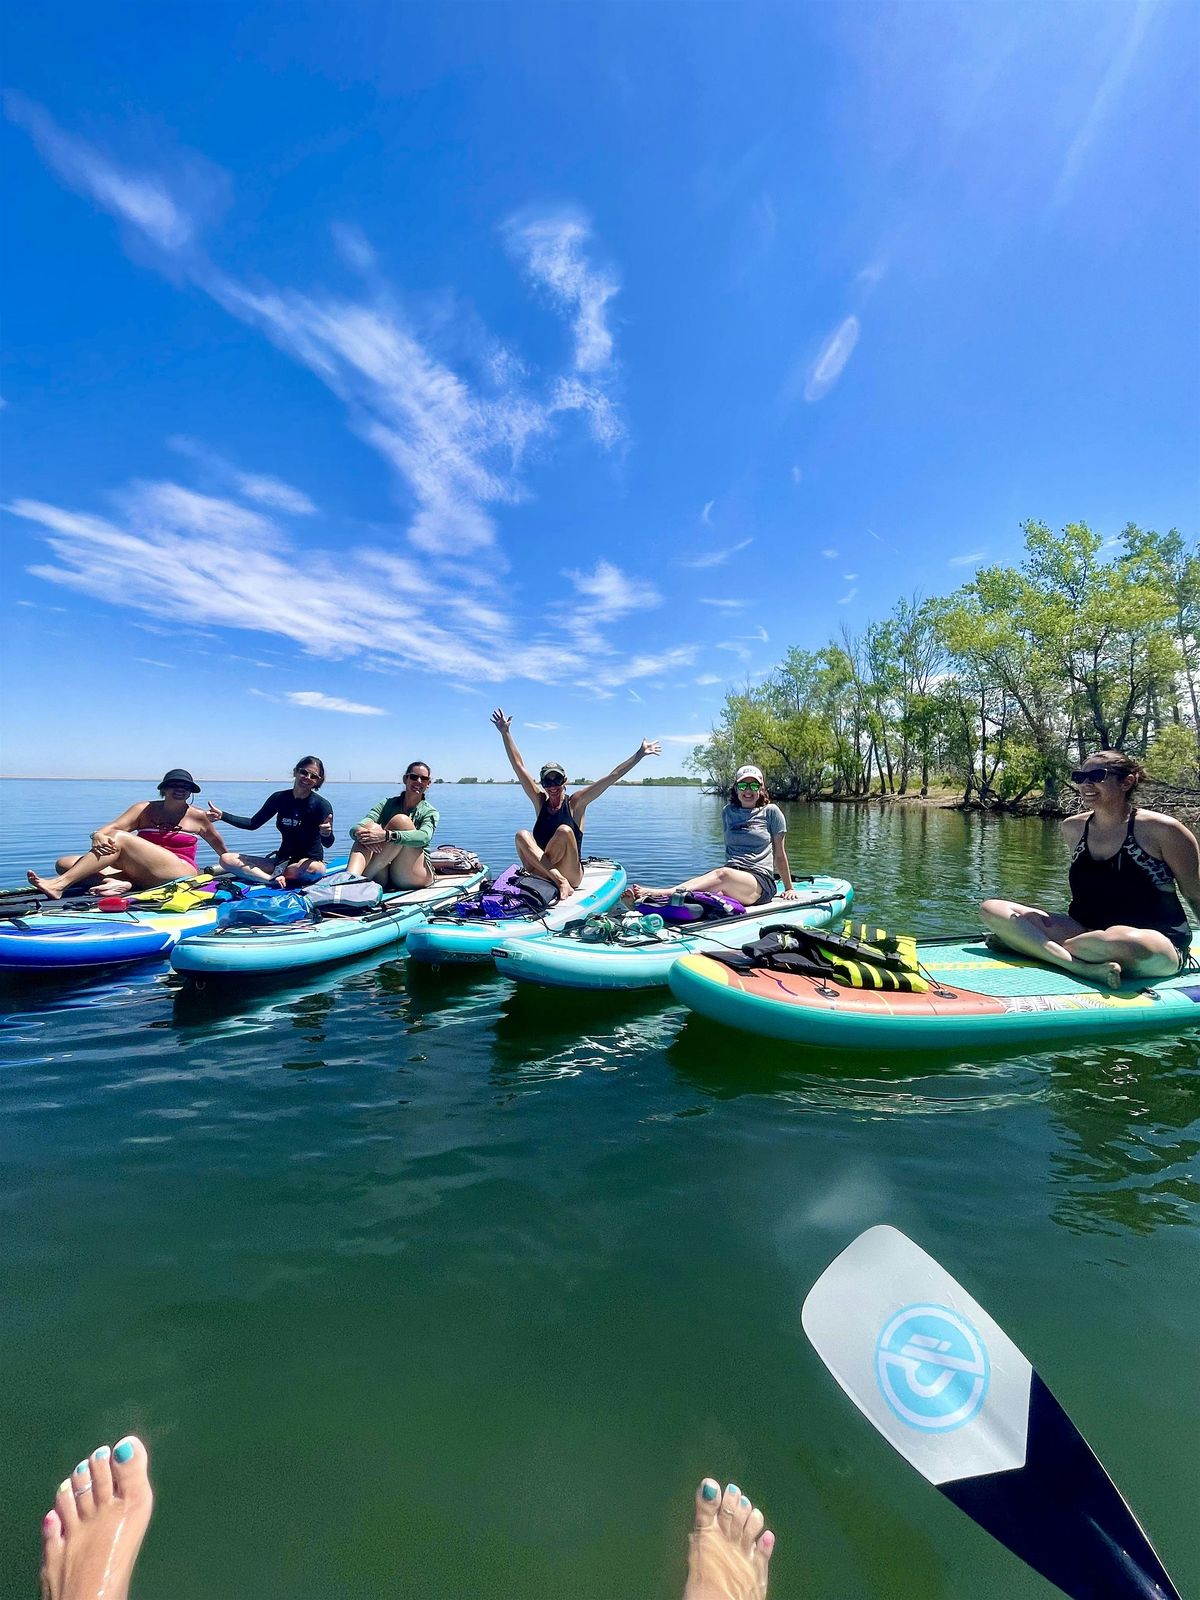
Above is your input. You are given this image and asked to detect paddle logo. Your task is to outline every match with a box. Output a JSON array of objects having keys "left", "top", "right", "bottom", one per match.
[{"left": 875, "top": 1303, "right": 989, "bottom": 1432}]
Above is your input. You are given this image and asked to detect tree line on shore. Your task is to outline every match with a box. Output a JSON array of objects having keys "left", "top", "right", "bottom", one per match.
[{"left": 688, "top": 521, "right": 1200, "bottom": 814}]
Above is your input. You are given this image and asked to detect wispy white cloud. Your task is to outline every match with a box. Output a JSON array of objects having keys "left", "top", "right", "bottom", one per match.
[
  {"left": 821, "top": 548, "right": 839, "bottom": 560},
  {"left": 524, "top": 720, "right": 561, "bottom": 731},
  {"left": 739, "top": 625, "right": 769, "bottom": 643},
  {"left": 717, "top": 641, "right": 751, "bottom": 661},
  {"left": 660, "top": 731, "right": 713, "bottom": 746},
  {"left": 5, "top": 92, "right": 224, "bottom": 253},
  {"left": 843, "top": 572, "right": 858, "bottom": 581},
  {"left": 804, "top": 316, "right": 860, "bottom": 403},
  {"left": 627, "top": 688, "right": 642, "bottom": 703},
  {"left": 286, "top": 690, "right": 386, "bottom": 716},
  {"left": 135, "top": 657, "right": 174, "bottom": 668},
  {"left": 10, "top": 482, "right": 677, "bottom": 694},
  {"left": 167, "top": 436, "right": 316, "bottom": 515},
  {"left": 695, "top": 673, "right": 721, "bottom": 686},
  {"left": 701, "top": 499, "right": 714, "bottom": 524},
  {"left": 331, "top": 221, "right": 378, "bottom": 274},
  {"left": 948, "top": 550, "right": 986, "bottom": 567},
  {"left": 681, "top": 537, "right": 753, "bottom": 570},
  {"left": 701, "top": 597, "right": 748, "bottom": 610},
  {"left": 503, "top": 207, "right": 622, "bottom": 444},
  {"left": 1054, "top": 3, "right": 1155, "bottom": 209},
  {"left": 856, "top": 260, "right": 887, "bottom": 289},
  {"left": 791, "top": 465, "right": 803, "bottom": 485},
  {"left": 9, "top": 101, "right": 622, "bottom": 565},
  {"left": 838, "top": 587, "right": 859, "bottom": 606}
]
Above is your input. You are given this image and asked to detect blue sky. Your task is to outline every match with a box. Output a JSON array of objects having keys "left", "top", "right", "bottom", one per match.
[{"left": 3, "top": 0, "right": 1197, "bottom": 780}]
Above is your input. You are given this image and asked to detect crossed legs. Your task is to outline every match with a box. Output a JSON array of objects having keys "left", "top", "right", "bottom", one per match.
[
  {"left": 979, "top": 898, "right": 1182, "bottom": 989},
  {"left": 347, "top": 814, "right": 435, "bottom": 889},
  {"left": 516, "top": 823, "right": 582, "bottom": 899}
]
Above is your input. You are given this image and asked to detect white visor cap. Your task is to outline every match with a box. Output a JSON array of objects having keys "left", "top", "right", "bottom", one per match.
[{"left": 734, "top": 765, "right": 765, "bottom": 784}]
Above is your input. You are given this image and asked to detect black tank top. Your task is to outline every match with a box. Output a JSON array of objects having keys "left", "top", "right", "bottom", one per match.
[
  {"left": 533, "top": 794, "right": 583, "bottom": 851},
  {"left": 1068, "top": 809, "right": 1191, "bottom": 952}
]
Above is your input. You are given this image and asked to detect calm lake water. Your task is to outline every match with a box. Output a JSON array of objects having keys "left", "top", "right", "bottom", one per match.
[{"left": 1, "top": 779, "right": 1197, "bottom": 1599}]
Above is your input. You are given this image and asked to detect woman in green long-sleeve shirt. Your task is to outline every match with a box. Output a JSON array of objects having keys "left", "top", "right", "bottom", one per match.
[{"left": 346, "top": 760, "right": 439, "bottom": 889}]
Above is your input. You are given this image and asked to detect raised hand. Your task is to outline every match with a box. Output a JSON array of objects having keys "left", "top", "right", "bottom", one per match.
[
  {"left": 639, "top": 739, "right": 662, "bottom": 759},
  {"left": 491, "top": 708, "right": 513, "bottom": 735},
  {"left": 206, "top": 802, "right": 223, "bottom": 822}
]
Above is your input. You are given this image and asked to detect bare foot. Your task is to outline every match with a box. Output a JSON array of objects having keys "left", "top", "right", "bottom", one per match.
[
  {"left": 685, "top": 1477, "right": 774, "bottom": 1600},
  {"left": 550, "top": 870, "right": 573, "bottom": 900},
  {"left": 27, "top": 871, "right": 65, "bottom": 900},
  {"left": 40, "top": 1435, "right": 153, "bottom": 1600}
]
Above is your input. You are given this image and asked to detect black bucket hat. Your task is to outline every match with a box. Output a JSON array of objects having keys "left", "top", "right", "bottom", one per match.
[{"left": 158, "top": 768, "right": 201, "bottom": 794}]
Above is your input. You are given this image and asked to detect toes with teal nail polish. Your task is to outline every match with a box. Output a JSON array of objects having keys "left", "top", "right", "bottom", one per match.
[
  {"left": 114, "top": 1441, "right": 134, "bottom": 1464},
  {"left": 94, "top": 1447, "right": 110, "bottom": 1461},
  {"left": 75, "top": 1462, "right": 89, "bottom": 1476},
  {"left": 701, "top": 1482, "right": 718, "bottom": 1502}
]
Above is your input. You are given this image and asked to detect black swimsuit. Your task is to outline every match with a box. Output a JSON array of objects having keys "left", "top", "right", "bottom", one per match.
[
  {"left": 1068, "top": 809, "right": 1192, "bottom": 959},
  {"left": 533, "top": 795, "right": 582, "bottom": 851}
]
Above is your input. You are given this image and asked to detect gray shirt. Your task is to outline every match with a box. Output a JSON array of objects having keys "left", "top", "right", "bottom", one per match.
[{"left": 722, "top": 802, "right": 786, "bottom": 874}]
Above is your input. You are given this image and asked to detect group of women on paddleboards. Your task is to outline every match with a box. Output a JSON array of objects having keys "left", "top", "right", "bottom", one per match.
[{"left": 21, "top": 729, "right": 1200, "bottom": 994}]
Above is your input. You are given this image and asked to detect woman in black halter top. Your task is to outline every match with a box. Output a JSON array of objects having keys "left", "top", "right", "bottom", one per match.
[
  {"left": 491, "top": 708, "right": 661, "bottom": 900},
  {"left": 980, "top": 751, "right": 1200, "bottom": 989}
]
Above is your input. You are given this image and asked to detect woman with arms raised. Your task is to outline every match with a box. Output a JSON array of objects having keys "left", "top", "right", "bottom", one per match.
[
  {"left": 207, "top": 756, "right": 334, "bottom": 886},
  {"left": 491, "top": 709, "right": 660, "bottom": 899},
  {"left": 628, "top": 764, "right": 801, "bottom": 907},
  {"left": 346, "top": 760, "right": 438, "bottom": 890},
  {"left": 980, "top": 750, "right": 1199, "bottom": 988},
  {"left": 26, "top": 769, "right": 228, "bottom": 900}
]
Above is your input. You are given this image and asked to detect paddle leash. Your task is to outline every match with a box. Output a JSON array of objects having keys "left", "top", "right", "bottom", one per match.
[{"left": 802, "top": 1226, "right": 1180, "bottom": 1599}]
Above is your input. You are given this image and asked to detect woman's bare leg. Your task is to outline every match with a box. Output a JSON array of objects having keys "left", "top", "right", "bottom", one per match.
[
  {"left": 30, "top": 834, "right": 196, "bottom": 900},
  {"left": 515, "top": 826, "right": 579, "bottom": 898},
  {"left": 385, "top": 817, "right": 434, "bottom": 889},
  {"left": 1062, "top": 924, "right": 1182, "bottom": 982},
  {"left": 39, "top": 1435, "right": 153, "bottom": 1600},
  {"left": 220, "top": 851, "right": 274, "bottom": 884},
  {"left": 630, "top": 867, "right": 767, "bottom": 905},
  {"left": 979, "top": 898, "right": 1122, "bottom": 986},
  {"left": 684, "top": 1477, "right": 774, "bottom": 1600}
]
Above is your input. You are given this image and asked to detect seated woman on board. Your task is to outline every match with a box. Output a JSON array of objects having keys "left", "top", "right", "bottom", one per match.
[
  {"left": 26, "top": 768, "right": 229, "bottom": 899},
  {"left": 346, "top": 760, "right": 438, "bottom": 890},
  {"left": 980, "top": 750, "right": 1200, "bottom": 988},
  {"left": 207, "top": 756, "right": 334, "bottom": 886},
  {"left": 628, "top": 764, "right": 802, "bottom": 906},
  {"left": 491, "top": 708, "right": 661, "bottom": 899}
]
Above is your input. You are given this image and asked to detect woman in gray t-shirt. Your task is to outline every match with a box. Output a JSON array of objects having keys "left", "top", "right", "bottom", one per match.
[{"left": 628, "top": 764, "right": 801, "bottom": 907}]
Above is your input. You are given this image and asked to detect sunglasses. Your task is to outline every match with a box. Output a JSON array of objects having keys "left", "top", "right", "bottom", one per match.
[
  {"left": 295, "top": 770, "right": 321, "bottom": 781},
  {"left": 736, "top": 780, "right": 761, "bottom": 793},
  {"left": 405, "top": 772, "right": 432, "bottom": 783},
  {"left": 543, "top": 775, "right": 566, "bottom": 786},
  {"left": 1071, "top": 767, "right": 1114, "bottom": 784}
]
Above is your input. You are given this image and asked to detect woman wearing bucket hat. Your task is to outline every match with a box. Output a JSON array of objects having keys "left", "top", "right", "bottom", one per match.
[
  {"left": 627, "top": 763, "right": 800, "bottom": 907},
  {"left": 26, "top": 769, "right": 230, "bottom": 900},
  {"left": 491, "top": 709, "right": 661, "bottom": 899}
]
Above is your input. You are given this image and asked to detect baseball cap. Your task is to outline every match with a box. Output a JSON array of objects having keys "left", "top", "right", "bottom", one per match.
[
  {"left": 539, "top": 762, "right": 567, "bottom": 784},
  {"left": 158, "top": 768, "right": 201, "bottom": 794},
  {"left": 734, "top": 764, "right": 765, "bottom": 784}
]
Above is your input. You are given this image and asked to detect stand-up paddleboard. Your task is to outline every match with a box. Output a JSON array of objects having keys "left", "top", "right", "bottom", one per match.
[
  {"left": 668, "top": 932, "right": 1200, "bottom": 1051},
  {"left": 170, "top": 868, "right": 486, "bottom": 977},
  {"left": 407, "top": 858, "right": 626, "bottom": 966},
  {"left": 0, "top": 917, "right": 173, "bottom": 970},
  {"left": 494, "top": 874, "right": 853, "bottom": 990},
  {"left": 804, "top": 1226, "right": 1181, "bottom": 1599}
]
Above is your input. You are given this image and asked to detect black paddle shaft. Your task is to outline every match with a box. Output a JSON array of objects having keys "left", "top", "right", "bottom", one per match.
[{"left": 943, "top": 1374, "right": 1180, "bottom": 1599}]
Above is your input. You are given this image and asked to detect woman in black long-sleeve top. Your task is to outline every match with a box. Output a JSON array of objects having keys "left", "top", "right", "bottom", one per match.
[{"left": 207, "top": 756, "right": 334, "bottom": 885}]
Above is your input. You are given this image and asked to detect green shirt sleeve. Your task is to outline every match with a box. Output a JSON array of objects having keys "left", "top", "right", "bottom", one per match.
[
  {"left": 397, "top": 800, "right": 438, "bottom": 848},
  {"left": 355, "top": 794, "right": 403, "bottom": 832}
]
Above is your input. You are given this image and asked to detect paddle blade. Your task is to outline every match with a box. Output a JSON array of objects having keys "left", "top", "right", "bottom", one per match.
[{"left": 802, "top": 1226, "right": 1179, "bottom": 1600}]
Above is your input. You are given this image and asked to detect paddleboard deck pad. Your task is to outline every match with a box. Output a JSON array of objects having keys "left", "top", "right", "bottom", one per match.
[
  {"left": 669, "top": 933, "right": 1200, "bottom": 1051},
  {"left": 494, "top": 874, "right": 853, "bottom": 990},
  {"left": 0, "top": 918, "right": 173, "bottom": 970}
]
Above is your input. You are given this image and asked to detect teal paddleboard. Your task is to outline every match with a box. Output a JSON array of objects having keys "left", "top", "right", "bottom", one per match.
[
  {"left": 494, "top": 874, "right": 853, "bottom": 990},
  {"left": 407, "top": 858, "right": 626, "bottom": 966},
  {"left": 668, "top": 933, "right": 1200, "bottom": 1051}
]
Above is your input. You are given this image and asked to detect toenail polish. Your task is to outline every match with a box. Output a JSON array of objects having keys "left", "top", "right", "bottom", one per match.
[
  {"left": 740, "top": 1496, "right": 750, "bottom": 1507},
  {"left": 701, "top": 1483, "right": 718, "bottom": 1502},
  {"left": 94, "top": 1447, "right": 110, "bottom": 1460},
  {"left": 726, "top": 1483, "right": 738, "bottom": 1496},
  {"left": 75, "top": 1462, "right": 89, "bottom": 1476},
  {"left": 114, "top": 1441, "right": 134, "bottom": 1463}
]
